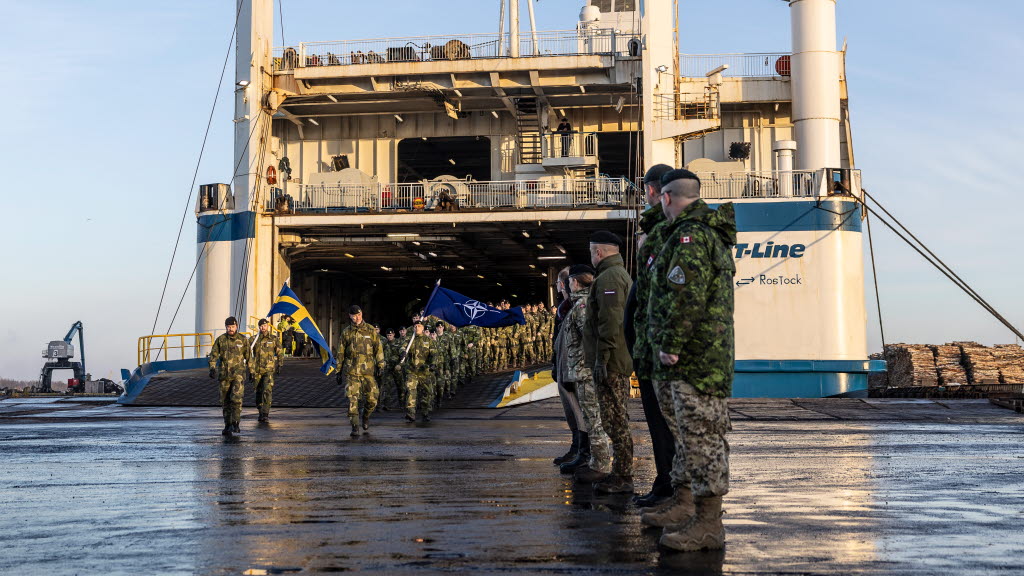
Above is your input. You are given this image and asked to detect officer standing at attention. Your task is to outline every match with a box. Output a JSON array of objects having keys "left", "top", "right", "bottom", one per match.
[
  {"left": 629, "top": 164, "right": 678, "bottom": 510},
  {"left": 335, "top": 305, "right": 385, "bottom": 437},
  {"left": 647, "top": 169, "right": 736, "bottom": 552},
  {"left": 251, "top": 318, "right": 284, "bottom": 423},
  {"left": 584, "top": 230, "right": 635, "bottom": 494},
  {"left": 208, "top": 316, "right": 250, "bottom": 437}
]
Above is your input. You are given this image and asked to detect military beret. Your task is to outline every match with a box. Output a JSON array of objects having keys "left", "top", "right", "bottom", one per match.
[
  {"left": 568, "top": 264, "right": 596, "bottom": 277},
  {"left": 386, "top": 328, "right": 395, "bottom": 335},
  {"left": 643, "top": 163, "right": 674, "bottom": 184},
  {"left": 224, "top": 316, "right": 238, "bottom": 326},
  {"left": 348, "top": 305, "right": 362, "bottom": 315},
  {"left": 258, "top": 318, "right": 269, "bottom": 326},
  {"left": 589, "top": 230, "right": 623, "bottom": 248}
]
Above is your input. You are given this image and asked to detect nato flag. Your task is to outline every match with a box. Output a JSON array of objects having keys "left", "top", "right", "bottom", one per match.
[{"left": 423, "top": 285, "right": 526, "bottom": 328}]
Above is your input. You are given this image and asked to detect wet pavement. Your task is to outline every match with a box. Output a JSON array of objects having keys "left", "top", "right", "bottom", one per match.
[{"left": 1, "top": 397, "right": 1022, "bottom": 575}]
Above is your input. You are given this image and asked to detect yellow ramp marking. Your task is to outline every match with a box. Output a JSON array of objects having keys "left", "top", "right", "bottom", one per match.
[{"left": 497, "top": 370, "right": 554, "bottom": 407}]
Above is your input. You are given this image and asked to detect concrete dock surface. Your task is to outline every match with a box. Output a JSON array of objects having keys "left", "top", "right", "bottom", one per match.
[{"left": 1, "top": 397, "right": 1022, "bottom": 575}]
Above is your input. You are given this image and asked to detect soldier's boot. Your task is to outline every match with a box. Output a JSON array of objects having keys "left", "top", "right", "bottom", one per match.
[
  {"left": 659, "top": 496, "right": 725, "bottom": 552},
  {"left": 361, "top": 409, "right": 370, "bottom": 431},
  {"left": 231, "top": 422, "right": 241, "bottom": 434},
  {"left": 553, "top": 430, "right": 580, "bottom": 465},
  {"left": 640, "top": 488, "right": 680, "bottom": 515},
  {"left": 641, "top": 488, "right": 694, "bottom": 528},
  {"left": 221, "top": 426, "right": 232, "bottom": 437},
  {"left": 559, "top": 432, "right": 590, "bottom": 474},
  {"left": 258, "top": 411, "right": 268, "bottom": 423},
  {"left": 350, "top": 425, "right": 360, "bottom": 437},
  {"left": 574, "top": 465, "right": 609, "bottom": 484},
  {"left": 405, "top": 413, "right": 415, "bottom": 423},
  {"left": 594, "top": 474, "right": 635, "bottom": 495},
  {"left": 422, "top": 413, "right": 431, "bottom": 423}
]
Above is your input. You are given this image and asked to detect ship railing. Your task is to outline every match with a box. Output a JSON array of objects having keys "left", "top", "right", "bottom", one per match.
[
  {"left": 679, "top": 53, "right": 791, "bottom": 78},
  {"left": 652, "top": 90, "right": 721, "bottom": 121},
  {"left": 541, "top": 131, "right": 599, "bottom": 159},
  {"left": 272, "top": 29, "right": 635, "bottom": 71},
  {"left": 266, "top": 177, "right": 638, "bottom": 213},
  {"left": 695, "top": 169, "right": 862, "bottom": 199},
  {"left": 138, "top": 333, "right": 213, "bottom": 367}
]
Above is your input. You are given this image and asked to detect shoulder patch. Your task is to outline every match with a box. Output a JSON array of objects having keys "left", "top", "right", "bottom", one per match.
[
  {"left": 668, "top": 265, "right": 687, "bottom": 285},
  {"left": 680, "top": 235, "right": 692, "bottom": 244}
]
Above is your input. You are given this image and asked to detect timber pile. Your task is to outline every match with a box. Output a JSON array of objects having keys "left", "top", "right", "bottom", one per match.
[
  {"left": 883, "top": 344, "right": 938, "bottom": 387},
  {"left": 868, "top": 352, "right": 887, "bottom": 389},
  {"left": 955, "top": 342, "right": 1002, "bottom": 384},
  {"left": 991, "top": 344, "right": 1024, "bottom": 383},
  {"left": 929, "top": 344, "right": 969, "bottom": 386}
]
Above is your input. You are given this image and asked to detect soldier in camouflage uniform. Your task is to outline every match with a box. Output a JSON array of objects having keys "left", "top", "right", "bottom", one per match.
[
  {"left": 402, "top": 322, "right": 436, "bottom": 422},
  {"left": 559, "top": 265, "right": 613, "bottom": 482},
  {"left": 648, "top": 170, "right": 736, "bottom": 552},
  {"left": 335, "top": 305, "right": 385, "bottom": 437},
  {"left": 433, "top": 324, "right": 450, "bottom": 401},
  {"left": 584, "top": 230, "right": 635, "bottom": 494},
  {"left": 448, "top": 325, "right": 463, "bottom": 396},
  {"left": 250, "top": 318, "right": 284, "bottom": 422},
  {"left": 381, "top": 329, "right": 401, "bottom": 410},
  {"left": 208, "top": 316, "right": 250, "bottom": 436}
]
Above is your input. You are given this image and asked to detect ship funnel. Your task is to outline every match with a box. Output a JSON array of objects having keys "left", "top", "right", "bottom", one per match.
[{"left": 788, "top": 0, "right": 841, "bottom": 171}]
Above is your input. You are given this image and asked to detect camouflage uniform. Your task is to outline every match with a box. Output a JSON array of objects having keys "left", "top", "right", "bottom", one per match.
[
  {"left": 382, "top": 337, "right": 403, "bottom": 409},
  {"left": 648, "top": 200, "right": 736, "bottom": 499},
  {"left": 403, "top": 333, "right": 436, "bottom": 420},
  {"left": 434, "top": 331, "right": 451, "bottom": 399},
  {"left": 250, "top": 332, "right": 284, "bottom": 418},
  {"left": 566, "top": 286, "right": 612, "bottom": 473},
  {"left": 209, "top": 332, "right": 250, "bottom": 429},
  {"left": 462, "top": 325, "right": 481, "bottom": 377},
  {"left": 584, "top": 253, "right": 634, "bottom": 480},
  {"left": 335, "top": 321, "right": 385, "bottom": 428}
]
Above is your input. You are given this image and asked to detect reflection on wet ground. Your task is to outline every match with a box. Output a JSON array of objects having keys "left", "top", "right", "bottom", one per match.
[{"left": 0, "top": 398, "right": 1021, "bottom": 574}]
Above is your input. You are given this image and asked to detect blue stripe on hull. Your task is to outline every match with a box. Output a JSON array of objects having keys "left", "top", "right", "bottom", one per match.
[
  {"left": 710, "top": 199, "right": 863, "bottom": 233},
  {"left": 733, "top": 372, "right": 868, "bottom": 398},
  {"left": 197, "top": 211, "right": 256, "bottom": 243}
]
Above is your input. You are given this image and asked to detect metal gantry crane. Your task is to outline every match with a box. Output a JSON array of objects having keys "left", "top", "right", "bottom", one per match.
[{"left": 39, "top": 321, "right": 88, "bottom": 393}]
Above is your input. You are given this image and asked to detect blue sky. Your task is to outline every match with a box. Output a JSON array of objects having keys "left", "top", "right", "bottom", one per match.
[{"left": 1, "top": 0, "right": 1022, "bottom": 380}]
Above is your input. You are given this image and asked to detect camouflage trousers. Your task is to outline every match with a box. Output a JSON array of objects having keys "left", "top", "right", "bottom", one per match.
[
  {"left": 219, "top": 376, "right": 244, "bottom": 426},
  {"left": 576, "top": 368, "right": 612, "bottom": 473},
  {"left": 405, "top": 370, "right": 435, "bottom": 419},
  {"left": 447, "top": 360, "right": 459, "bottom": 392},
  {"left": 380, "top": 369, "right": 402, "bottom": 409},
  {"left": 596, "top": 371, "right": 634, "bottom": 478},
  {"left": 655, "top": 380, "right": 731, "bottom": 498},
  {"left": 253, "top": 374, "right": 275, "bottom": 416},
  {"left": 346, "top": 374, "right": 379, "bottom": 427}
]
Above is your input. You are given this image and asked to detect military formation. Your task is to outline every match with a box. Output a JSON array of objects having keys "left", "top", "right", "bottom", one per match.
[
  {"left": 550, "top": 166, "right": 736, "bottom": 553},
  {"left": 206, "top": 303, "right": 556, "bottom": 437}
]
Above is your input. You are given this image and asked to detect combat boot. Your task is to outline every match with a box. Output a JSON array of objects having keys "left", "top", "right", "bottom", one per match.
[
  {"left": 553, "top": 430, "right": 580, "bottom": 465},
  {"left": 361, "top": 410, "right": 370, "bottom": 431},
  {"left": 641, "top": 488, "right": 694, "bottom": 528},
  {"left": 258, "top": 412, "right": 268, "bottom": 423},
  {"left": 405, "top": 414, "right": 415, "bottom": 423},
  {"left": 221, "top": 426, "right": 232, "bottom": 437},
  {"left": 659, "top": 496, "right": 725, "bottom": 552},
  {"left": 594, "top": 474, "right": 634, "bottom": 494},
  {"left": 350, "top": 425, "right": 360, "bottom": 437},
  {"left": 573, "top": 465, "right": 609, "bottom": 484},
  {"left": 559, "top": 432, "right": 590, "bottom": 474},
  {"left": 231, "top": 422, "right": 240, "bottom": 434}
]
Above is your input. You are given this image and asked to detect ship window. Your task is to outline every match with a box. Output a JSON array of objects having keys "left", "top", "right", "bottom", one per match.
[
  {"left": 592, "top": 0, "right": 612, "bottom": 13},
  {"left": 617, "top": 0, "right": 636, "bottom": 11}
]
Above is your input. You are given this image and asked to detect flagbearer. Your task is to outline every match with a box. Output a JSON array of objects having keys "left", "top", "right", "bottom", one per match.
[
  {"left": 208, "top": 316, "right": 250, "bottom": 437},
  {"left": 335, "top": 305, "right": 385, "bottom": 437},
  {"left": 251, "top": 318, "right": 284, "bottom": 422}
]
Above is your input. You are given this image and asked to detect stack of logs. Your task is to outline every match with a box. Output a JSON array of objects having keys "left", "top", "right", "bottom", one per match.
[{"left": 877, "top": 342, "right": 1024, "bottom": 388}]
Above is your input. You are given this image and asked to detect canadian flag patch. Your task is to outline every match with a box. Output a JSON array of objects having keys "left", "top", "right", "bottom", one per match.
[
  {"left": 646, "top": 255, "right": 655, "bottom": 268},
  {"left": 680, "top": 236, "right": 692, "bottom": 244}
]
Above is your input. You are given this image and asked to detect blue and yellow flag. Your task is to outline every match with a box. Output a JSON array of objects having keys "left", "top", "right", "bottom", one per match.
[{"left": 267, "top": 283, "right": 337, "bottom": 375}]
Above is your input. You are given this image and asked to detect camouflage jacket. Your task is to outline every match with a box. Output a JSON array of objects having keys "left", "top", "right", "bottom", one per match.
[
  {"left": 250, "top": 332, "right": 283, "bottom": 377},
  {"left": 335, "top": 321, "right": 384, "bottom": 377},
  {"left": 648, "top": 199, "right": 736, "bottom": 396},
  {"left": 404, "top": 333, "right": 434, "bottom": 372},
  {"left": 584, "top": 253, "right": 634, "bottom": 374},
  {"left": 209, "top": 332, "right": 250, "bottom": 378},
  {"left": 384, "top": 338, "right": 402, "bottom": 365},
  {"left": 564, "top": 287, "right": 591, "bottom": 382},
  {"left": 633, "top": 204, "right": 669, "bottom": 379},
  {"left": 461, "top": 325, "right": 480, "bottom": 355}
]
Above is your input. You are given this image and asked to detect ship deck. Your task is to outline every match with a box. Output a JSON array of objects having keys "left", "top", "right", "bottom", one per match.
[{"left": 1, "top": 397, "right": 1021, "bottom": 574}]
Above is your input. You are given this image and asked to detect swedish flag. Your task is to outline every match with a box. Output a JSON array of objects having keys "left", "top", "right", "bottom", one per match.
[{"left": 267, "top": 283, "right": 337, "bottom": 375}]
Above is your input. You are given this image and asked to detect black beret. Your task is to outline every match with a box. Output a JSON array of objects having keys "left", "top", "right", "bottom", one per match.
[
  {"left": 224, "top": 316, "right": 238, "bottom": 326},
  {"left": 348, "top": 305, "right": 362, "bottom": 315},
  {"left": 643, "top": 163, "right": 674, "bottom": 184},
  {"left": 661, "top": 168, "right": 701, "bottom": 187},
  {"left": 257, "top": 318, "right": 269, "bottom": 326},
  {"left": 569, "top": 264, "right": 596, "bottom": 277},
  {"left": 589, "top": 230, "right": 623, "bottom": 248}
]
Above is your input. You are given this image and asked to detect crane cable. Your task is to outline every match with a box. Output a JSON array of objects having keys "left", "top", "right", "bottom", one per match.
[
  {"left": 860, "top": 189, "right": 1024, "bottom": 342},
  {"left": 148, "top": 0, "right": 244, "bottom": 339}
]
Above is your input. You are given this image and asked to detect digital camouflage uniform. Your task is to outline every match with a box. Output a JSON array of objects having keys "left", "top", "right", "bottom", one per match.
[
  {"left": 250, "top": 332, "right": 284, "bottom": 418},
  {"left": 584, "top": 253, "right": 634, "bottom": 480},
  {"left": 648, "top": 200, "right": 736, "bottom": 499},
  {"left": 335, "top": 321, "right": 385, "bottom": 428},
  {"left": 209, "top": 332, "right": 251, "bottom": 428},
  {"left": 403, "top": 333, "right": 436, "bottom": 420},
  {"left": 566, "top": 286, "right": 612, "bottom": 473}
]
